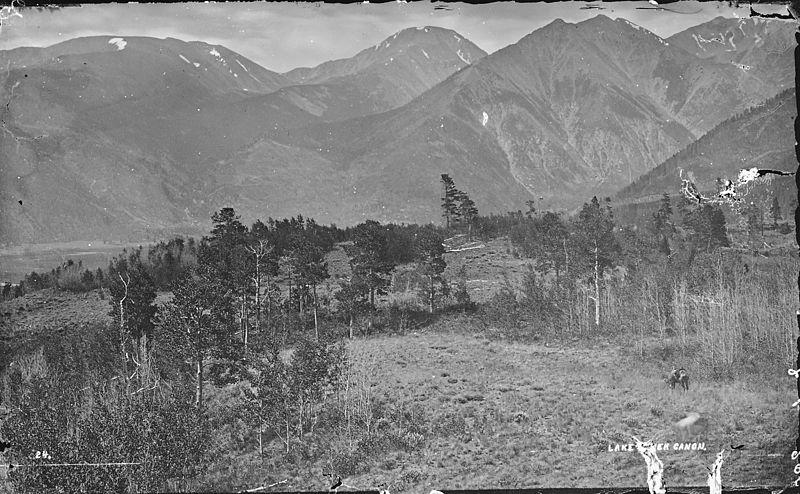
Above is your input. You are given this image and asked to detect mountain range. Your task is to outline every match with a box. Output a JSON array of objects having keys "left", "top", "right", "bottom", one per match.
[
  {"left": 614, "top": 86, "right": 796, "bottom": 227},
  {"left": 0, "top": 16, "right": 795, "bottom": 244}
]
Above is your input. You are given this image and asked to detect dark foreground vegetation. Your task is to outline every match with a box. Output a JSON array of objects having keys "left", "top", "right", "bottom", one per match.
[{"left": 0, "top": 178, "right": 797, "bottom": 491}]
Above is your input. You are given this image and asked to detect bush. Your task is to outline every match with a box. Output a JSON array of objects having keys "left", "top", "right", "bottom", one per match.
[
  {"left": 480, "top": 274, "right": 521, "bottom": 334},
  {"left": 241, "top": 338, "right": 346, "bottom": 455},
  {"left": 1, "top": 379, "right": 210, "bottom": 494}
]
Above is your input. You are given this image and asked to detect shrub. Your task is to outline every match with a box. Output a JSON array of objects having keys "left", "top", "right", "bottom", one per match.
[{"left": 1, "top": 379, "right": 210, "bottom": 493}]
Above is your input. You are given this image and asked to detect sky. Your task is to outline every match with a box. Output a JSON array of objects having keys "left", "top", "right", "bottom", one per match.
[{"left": 0, "top": 1, "right": 791, "bottom": 73}]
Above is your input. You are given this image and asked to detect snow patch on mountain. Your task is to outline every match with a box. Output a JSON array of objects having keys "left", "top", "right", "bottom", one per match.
[
  {"left": 481, "top": 111, "right": 488, "bottom": 127},
  {"left": 619, "top": 19, "right": 668, "bottom": 45},
  {"left": 209, "top": 48, "right": 228, "bottom": 66},
  {"left": 621, "top": 18, "right": 644, "bottom": 32},
  {"left": 691, "top": 33, "right": 725, "bottom": 51},
  {"left": 235, "top": 59, "right": 249, "bottom": 72},
  {"left": 108, "top": 38, "right": 127, "bottom": 51},
  {"left": 457, "top": 49, "right": 470, "bottom": 64},
  {"left": 179, "top": 54, "right": 191, "bottom": 64},
  {"left": 421, "top": 49, "right": 430, "bottom": 59},
  {"left": 692, "top": 34, "right": 705, "bottom": 51}
]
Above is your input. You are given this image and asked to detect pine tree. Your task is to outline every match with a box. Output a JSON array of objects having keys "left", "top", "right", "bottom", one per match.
[
  {"left": 158, "top": 272, "right": 237, "bottom": 409},
  {"left": 200, "top": 208, "right": 251, "bottom": 356},
  {"left": 525, "top": 199, "right": 536, "bottom": 219},
  {"left": 651, "top": 193, "right": 674, "bottom": 255},
  {"left": 686, "top": 204, "right": 730, "bottom": 252},
  {"left": 457, "top": 192, "right": 479, "bottom": 239},
  {"left": 572, "top": 197, "right": 620, "bottom": 327},
  {"left": 287, "top": 235, "right": 329, "bottom": 339},
  {"left": 440, "top": 174, "right": 460, "bottom": 229},
  {"left": 414, "top": 227, "right": 448, "bottom": 313},
  {"left": 107, "top": 249, "right": 157, "bottom": 381},
  {"left": 334, "top": 279, "right": 369, "bottom": 338},
  {"left": 345, "top": 221, "right": 397, "bottom": 314}
]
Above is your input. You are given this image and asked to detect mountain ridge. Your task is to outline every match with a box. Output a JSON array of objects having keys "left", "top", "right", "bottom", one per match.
[
  {"left": 275, "top": 25, "right": 487, "bottom": 121},
  {"left": 0, "top": 17, "right": 794, "bottom": 244}
]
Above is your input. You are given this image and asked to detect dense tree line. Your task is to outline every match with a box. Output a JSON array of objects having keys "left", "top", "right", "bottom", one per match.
[
  {"left": 5, "top": 178, "right": 767, "bottom": 491},
  {"left": 480, "top": 192, "right": 736, "bottom": 339},
  {"left": 1, "top": 206, "right": 461, "bottom": 491}
]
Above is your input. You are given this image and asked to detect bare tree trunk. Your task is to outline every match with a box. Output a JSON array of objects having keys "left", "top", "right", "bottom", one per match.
[
  {"left": 313, "top": 285, "right": 319, "bottom": 341},
  {"left": 297, "top": 395, "right": 304, "bottom": 440},
  {"left": 118, "top": 273, "right": 130, "bottom": 386},
  {"left": 285, "top": 407, "right": 290, "bottom": 454},
  {"left": 428, "top": 275, "right": 434, "bottom": 314},
  {"left": 369, "top": 267, "right": 375, "bottom": 308},
  {"left": 349, "top": 313, "right": 354, "bottom": 339},
  {"left": 266, "top": 276, "right": 272, "bottom": 320},
  {"left": 287, "top": 274, "right": 293, "bottom": 313},
  {"left": 195, "top": 356, "right": 203, "bottom": 409},
  {"left": 242, "top": 299, "right": 248, "bottom": 354},
  {"left": 253, "top": 276, "right": 259, "bottom": 350},
  {"left": 594, "top": 242, "right": 600, "bottom": 328},
  {"left": 258, "top": 399, "right": 263, "bottom": 455},
  {"left": 282, "top": 311, "right": 287, "bottom": 345}
]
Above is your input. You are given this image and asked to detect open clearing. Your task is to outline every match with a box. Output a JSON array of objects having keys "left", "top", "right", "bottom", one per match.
[
  {"left": 0, "top": 241, "right": 142, "bottom": 282},
  {"left": 331, "top": 328, "right": 794, "bottom": 490},
  {"left": 2, "top": 234, "right": 797, "bottom": 491},
  {"left": 204, "top": 321, "right": 795, "bottom": 492}
]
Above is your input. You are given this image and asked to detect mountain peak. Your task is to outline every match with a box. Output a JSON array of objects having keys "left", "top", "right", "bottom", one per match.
[
  {"left": 396, "top": 25, "right": 455, "bottom": 35},
  {"left": 283, "top": 25, "right": 486, "bottom": 84},
  {"left": 375, "top": 25, "right": 480, "bottom": 52},
  {"left": 578, "top": 14, "right": 616, "bottom": 27}
]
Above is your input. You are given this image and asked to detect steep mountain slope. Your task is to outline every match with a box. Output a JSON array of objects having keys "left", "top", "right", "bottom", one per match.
[
  {"left": 0, "top": 30, "right": 488, "bottom": 243},
  {"left": 1, "top": 36, "right": 291, "bottom": 98},
  {"left": 278, "top": 26, "right": 487, "bottom": 121},
  {"left": 0, "top": 36, "right": 315, "bottom": 244},
  {"left": 246, "top": 15, "right": 779, "bottom": 224},
  {"left": 667, "top": 16, "right": 794, "bottom": 93},
  {"left": 616, "top": 87, "right": 796, "bottom": 204},
  {"left": 1, "top": 17, "right": 792, "bottom": 243}
]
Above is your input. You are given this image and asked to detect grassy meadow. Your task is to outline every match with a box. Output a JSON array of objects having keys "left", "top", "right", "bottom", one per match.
[
  {"left": 1, "top": 231, "right": 798, "bottom": 492},
  {"left": 0, "top": 241, "right": 145, "bottom": 283},
  {"left": 200, "top": 328, "right": 795, "bottom": 492}
]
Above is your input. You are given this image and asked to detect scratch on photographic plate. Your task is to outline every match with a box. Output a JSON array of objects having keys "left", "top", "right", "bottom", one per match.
[{"left": 0, "top": 0, "right": 22, "bottom": 35}]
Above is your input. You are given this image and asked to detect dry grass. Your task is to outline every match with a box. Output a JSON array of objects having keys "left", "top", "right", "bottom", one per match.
[
  {"left": 352, "top": 328, "right": 796, "bottom": 489},
  {"left": 4, "top": 236, "right": 799, "bottom": 492},
  {"left": 214, "top": 326, "right": 794, "bottom": 492},
  {"left": 0, "top": 288, "right": 110, "bottom": 334},
  {"left": 444, "top": 238, "right": 530, "bottom": 303}
]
